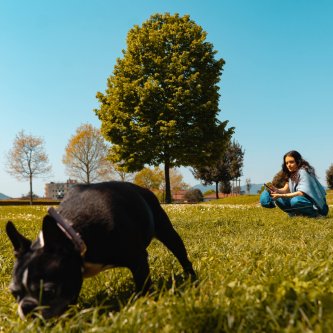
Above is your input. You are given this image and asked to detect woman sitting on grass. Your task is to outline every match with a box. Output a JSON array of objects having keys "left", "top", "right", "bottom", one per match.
[{"left": 260, "top": 150, "right": 329, "bottom": 218}]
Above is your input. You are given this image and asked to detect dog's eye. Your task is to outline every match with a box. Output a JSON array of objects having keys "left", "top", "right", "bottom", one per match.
[
  {"left": 42, "top": 283, "right": 57, "bottom": 299},
  {"left": 30, "top": 281, "right": 57, "bottom": 301}
]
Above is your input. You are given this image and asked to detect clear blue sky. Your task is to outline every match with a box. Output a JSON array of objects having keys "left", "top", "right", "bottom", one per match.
[{"left": 0, "top": 0, "right": 332, "bottom": 197}]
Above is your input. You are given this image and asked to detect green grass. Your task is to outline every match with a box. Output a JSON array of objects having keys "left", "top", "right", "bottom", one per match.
[
  {"left": 207, "top": 189, "right": 333, "bottom": 206},
  {"left": 205, "top": 194, "right": 260, "bottom": 205},
  {"left": 326, "top": 190, "right": 333, "bottom": 205},
  {"left": 0, "top": 200, "right": 333, "bottom": 332}
]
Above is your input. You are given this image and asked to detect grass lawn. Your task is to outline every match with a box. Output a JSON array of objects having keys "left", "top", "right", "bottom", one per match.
[{"left": 0, "top": 193, "right": 332, "bottom": 332}]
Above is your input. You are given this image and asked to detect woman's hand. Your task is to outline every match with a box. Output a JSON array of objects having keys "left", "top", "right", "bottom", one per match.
[{"left": 271, "top": 192, "right": 284, "bottom": 200}]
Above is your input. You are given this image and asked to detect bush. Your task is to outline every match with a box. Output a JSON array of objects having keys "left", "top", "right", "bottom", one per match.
[
  {"left": 184, "top": 189, "right": 204, "bottom": 203},
  {"left": 326, "top": 164, "right": 333, "bottom": 189}
]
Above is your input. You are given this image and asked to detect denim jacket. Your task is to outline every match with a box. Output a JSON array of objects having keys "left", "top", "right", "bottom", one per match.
[{"left": 289, "top": 168, "right": 327, "bottom": 213}]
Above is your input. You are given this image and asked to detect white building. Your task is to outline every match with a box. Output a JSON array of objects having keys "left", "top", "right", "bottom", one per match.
[{"left": 44, "top": 179, "right": 78, "bottom": 199}]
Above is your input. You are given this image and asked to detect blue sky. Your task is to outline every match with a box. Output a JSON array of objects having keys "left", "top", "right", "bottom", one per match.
[{"left": 0, "top": 0, "right": 332, "bottom": 197}]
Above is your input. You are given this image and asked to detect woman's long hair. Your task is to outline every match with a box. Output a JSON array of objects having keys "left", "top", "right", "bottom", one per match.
[{"left": 282, "top": 150, "right": 316, "bottom": 178}]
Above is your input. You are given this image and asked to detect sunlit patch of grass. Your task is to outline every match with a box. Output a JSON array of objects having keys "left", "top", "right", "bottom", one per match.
[
  {"left": 1, "top": 203, "right": 333, "bottom": 332},
  {"left": 203, "top": 194, "right": 260, "bottom": 205},
  {"left": 326, "top": 190, "right": 333, "bottom": 205}
]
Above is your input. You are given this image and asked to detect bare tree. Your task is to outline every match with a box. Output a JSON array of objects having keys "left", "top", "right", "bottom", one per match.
[
  {"left": 112, "top": 165, "right": 135, "bottom": 182},
  {"left": 6, "top": 130, "right": 52, "bottom": 204},
  {"left": 245, "top": 178, "right": 252, "bottom": 194},
  {"left": 63, "top": 123, "right": 109, "bottom": 183},
  {"left": 98, "top": 160, "right": 135, "bottom": 182}
]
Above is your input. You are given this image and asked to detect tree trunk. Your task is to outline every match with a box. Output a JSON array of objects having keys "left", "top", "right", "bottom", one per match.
[
  {"left": 215, "top": 181, "right": 219, "bottom": 199},
  {"left": 164, "top": 161, "right": 172, "bottom": 204},
  {"left": 29, "top": 174, "right": 33, "bottom": 205},
  {"left": 86, "top": 165, "right": 90, "bottom": 184}
]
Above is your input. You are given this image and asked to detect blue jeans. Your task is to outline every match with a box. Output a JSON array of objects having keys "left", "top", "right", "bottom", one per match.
[{"left": 260, "top": 190, "right": 320, "bottom": 217}]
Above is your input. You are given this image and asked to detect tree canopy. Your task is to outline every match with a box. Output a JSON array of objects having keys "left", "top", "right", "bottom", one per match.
[
  {"left": 95, "top": 13, "right": 234, "bottom": 202},
  {"left": 134, "top": 167, "right": 164, "bottom": 192}
]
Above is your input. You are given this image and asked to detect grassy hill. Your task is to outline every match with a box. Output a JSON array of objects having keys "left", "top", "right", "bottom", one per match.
[{"left": 0, "top": 200, "right": 332, "bottom": 331}]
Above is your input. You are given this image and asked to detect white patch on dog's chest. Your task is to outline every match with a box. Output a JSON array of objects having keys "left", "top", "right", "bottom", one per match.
[{"left": 82, "top": 262, "right": 115, "bottom": 278}]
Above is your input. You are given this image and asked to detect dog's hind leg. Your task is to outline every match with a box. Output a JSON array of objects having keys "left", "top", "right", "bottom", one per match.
[
  {"left": 154, "top": 210, "right": 196, "bottom": 279},
  {"left": 128, "top": 252, "right": 152, "bottom": 294}
]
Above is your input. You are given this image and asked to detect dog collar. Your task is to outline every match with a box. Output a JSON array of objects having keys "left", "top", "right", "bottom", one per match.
[{"left": 47, "top": 207, "right": 87, "bottom": 257}]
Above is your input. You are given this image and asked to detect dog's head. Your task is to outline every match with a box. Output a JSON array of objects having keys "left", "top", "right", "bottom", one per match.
[{"left": 6, "top": 214, "right": 84, "bottom": 319}]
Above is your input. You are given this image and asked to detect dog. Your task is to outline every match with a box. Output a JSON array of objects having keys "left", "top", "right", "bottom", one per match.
[{"left": 6, "top": 181, "right": 196, "bottom": 319}]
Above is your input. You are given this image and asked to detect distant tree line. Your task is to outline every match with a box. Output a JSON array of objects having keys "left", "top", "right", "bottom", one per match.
[
  {"left": 5, "top": 123, "right": 240, "bottom": 204},
  {"left": 6, "top": 124, "right": 332, "bottom": 204}
]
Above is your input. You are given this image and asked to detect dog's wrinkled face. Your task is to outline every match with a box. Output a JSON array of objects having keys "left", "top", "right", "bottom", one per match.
[{"left": 6, "top": 216, "right": 83, "bottom": 319}]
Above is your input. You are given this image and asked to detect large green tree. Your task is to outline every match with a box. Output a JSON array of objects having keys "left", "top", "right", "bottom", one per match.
[{"left": 95, "top": 13, "right": 233, "bottom": 203}]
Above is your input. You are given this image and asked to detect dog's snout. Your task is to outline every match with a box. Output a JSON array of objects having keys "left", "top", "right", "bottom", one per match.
[{"left": 18, "top": 297, "right": 38, "bottom": 319}]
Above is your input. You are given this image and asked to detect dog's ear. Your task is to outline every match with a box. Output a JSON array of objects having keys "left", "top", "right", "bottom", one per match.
[
  {"left": 6, "top": 221, "right": 32, "bottom": 257},
  {"left": 42, "top": 215, "right": 74, "bottom": 250}
]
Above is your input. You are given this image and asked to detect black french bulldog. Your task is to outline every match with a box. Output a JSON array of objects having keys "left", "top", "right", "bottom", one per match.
[{"left": 6, "top": 181, "right": 196, "bottom": 319}]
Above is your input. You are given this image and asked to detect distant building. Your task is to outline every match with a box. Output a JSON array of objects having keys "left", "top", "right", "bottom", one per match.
[
  {"left": 172, "top": 190, "right": 188, "bottom": 203},
  {"left": 44, "top": 179, "right": 78, "bottom": 199}
]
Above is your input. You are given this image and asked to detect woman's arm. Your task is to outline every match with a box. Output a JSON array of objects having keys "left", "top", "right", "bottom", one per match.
[
  {"left": 271, "top": 182, "right": 289, "bottom": 194},
  {"left": 271, "top": 191, "right": 304, "bottom": 199},
  {"left": 270, "top": 182, "right": 304, "bottom": 199}
]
